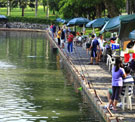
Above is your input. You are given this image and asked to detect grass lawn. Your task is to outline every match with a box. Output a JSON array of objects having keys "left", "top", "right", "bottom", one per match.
[{"left": 0, "top": 6, "right": 57, "bottom": 21}]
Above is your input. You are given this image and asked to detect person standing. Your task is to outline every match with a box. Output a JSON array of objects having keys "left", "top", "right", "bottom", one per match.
[
  {"left": 57, "top": 27, "right": 61, "bottom": 46},
  {"left": 52, "top": 24, "right": 56, "bottom": 38},
  {"left": 108, "top": 58, "right": 126, "bottom": 111},
  {"left": 61, "top": 29, "right": 65, "bottom": 48},
  {"left": 89, "top": 35, "right": 99, "bottom": 65},
  {"left": 67, "top": 32, "right": 74, "bottom": 53},
  {"left": 98, "top": 34, "right": 105, "bottom": 61}
]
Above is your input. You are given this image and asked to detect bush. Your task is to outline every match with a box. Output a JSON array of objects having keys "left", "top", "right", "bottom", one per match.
[{"left": 7, "top": 16, "right": 58, "bottom": 24}]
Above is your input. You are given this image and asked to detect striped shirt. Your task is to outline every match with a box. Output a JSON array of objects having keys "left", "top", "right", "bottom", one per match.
[{"left": 121, "top": 75, "right": 134, "bottom": 96}]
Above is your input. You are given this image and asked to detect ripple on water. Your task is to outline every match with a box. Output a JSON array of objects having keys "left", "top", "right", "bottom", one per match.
[{"left": 0, "top": 61, "right": 16, "bottom": 69}]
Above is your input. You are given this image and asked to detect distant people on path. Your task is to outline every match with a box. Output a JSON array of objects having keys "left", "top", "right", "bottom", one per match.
[
  {"left": 86, "top": 33, "right": 92, "bottom": 55},
  {"left": 63, "top": 26, "right": 67, "bottom": 42},
  {"left": 97, "top": 34, "right": 105, "bottom": 62},
  {"left": 89, "top": 35, "right": 99, "bottom": 65},
  {"left": 50, "top": 24, "right": 53, "bottom": 37},
  {"left": 52, "top": 24, "right": 56, "bottom": 38},
  {"left": 61, "top": 28, "right": 65, "bottom": 48},
  {"left": 57, "top": 27, "right": 61, "bottom": 46},
  {"left": 67, "top": 32, "right": 74, "bottom": 53},
  {"left": 107, "top": 58, "right": 126, "bottom": 111}
]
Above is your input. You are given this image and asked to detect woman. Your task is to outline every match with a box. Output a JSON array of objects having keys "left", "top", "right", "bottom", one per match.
[
  {"left": 57, "top": 27, "right": 61, "bottom": 46},
  {"left": 108, "top": 58, "right": 126, "bottom": 110}
]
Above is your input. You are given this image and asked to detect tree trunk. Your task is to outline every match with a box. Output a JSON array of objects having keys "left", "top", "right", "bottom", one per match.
[
  {"left": 46, "top": 0, "right": 49, "bottom": 18},
  {"left": 126, "top": 0, "right": 132, "bottom": 14},
  {"left": 53, "top": 9, "right": 55, "bottom": 15},
  {"left": 35, "top": 0, "right": 38, "bottom": 17},
  {"left": 22, "top": 7, "right": 24, "bottom": 16},
  {"left": 132, "top": 0, "right": 135, "bottom": 13},
  {"left": 96, "top": 4, "right": 102, "bottom": 18},
  {"left": 7, "top": 0, "right": 10, "bottom": 16},
  {"left": 103, "top": 0, "right": 120, "bottom": 17},
  {"left": 43, "top": 5, "right": 45, "bottom": 13}
]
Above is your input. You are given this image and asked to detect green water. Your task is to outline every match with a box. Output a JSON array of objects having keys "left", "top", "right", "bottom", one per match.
[{"left": 0, "top": 31, "right": 100, "bottom": 122}]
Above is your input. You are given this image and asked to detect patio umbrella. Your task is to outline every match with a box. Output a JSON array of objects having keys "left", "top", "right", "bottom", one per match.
[
  {"left": 56, "top": 18, "right": 62, "bottom": 22},
  {"left": 67, "top": 17, "right": 89, "bottom": 26},
  {"left": 86, "top": 19, "right": 97, "bottom": 28},
  {"left": 119, "top": 14, "right": 135, "bottom": 41},
  {"left": 129, "top": 30, "right": 135, "bottom": 40},
  {"left": 86, "top": 17, "right": 109, "bottom": 28},
  {"left": 100, "top": 16, "right": 120, "bottom": 34},
  {"left": 0, "top": 15, "right": 7, "bottom": 21},
  {"left": 92, "top": 17, "right": 109, "bottom": 28}
]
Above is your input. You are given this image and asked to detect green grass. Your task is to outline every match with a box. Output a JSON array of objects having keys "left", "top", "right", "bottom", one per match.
[{"left": 0, "top": 6, "right": 58, "bottom": 24}]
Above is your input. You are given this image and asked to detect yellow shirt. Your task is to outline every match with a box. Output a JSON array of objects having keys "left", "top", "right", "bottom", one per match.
[{"left": 57, "top": 30, "right": 61, "bottom": 39}]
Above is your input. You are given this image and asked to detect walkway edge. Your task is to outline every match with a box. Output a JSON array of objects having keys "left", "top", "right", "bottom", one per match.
[{"left": 45, "top": 31, "right": 123, "bottom": 122}]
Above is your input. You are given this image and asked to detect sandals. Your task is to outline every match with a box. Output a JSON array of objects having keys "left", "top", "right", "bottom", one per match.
[{"left": 88, "top": 63, "right": 93, "bottom": 65}]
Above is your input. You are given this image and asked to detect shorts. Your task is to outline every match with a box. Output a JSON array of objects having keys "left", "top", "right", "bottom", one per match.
[
  {"left": 91, "top": 50, "right": 97, "bottom": 57},
  {"left": 86, "top": 43, "right": 90, "bottom": 48},
  {"left": 108, "top": 88, "right": 112, "bottom": 96},
  {"left": 61, "top": 39, "right": 64, "bottom": 43},
  {"left": 111, "top": 86, "right": 122, "bottom": 101}
]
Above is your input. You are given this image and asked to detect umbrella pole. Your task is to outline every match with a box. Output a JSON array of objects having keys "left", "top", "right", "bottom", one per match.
[
  {"left": 75, "top": 25, "right": 76, "bottom": 34},
  {"left": 93, "top": 28, "right": 95, "bottom": 34}
]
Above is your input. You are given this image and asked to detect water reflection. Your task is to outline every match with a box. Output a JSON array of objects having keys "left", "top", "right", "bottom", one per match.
[{"left": 0, "top": 31, "right": 101, "bottom": 122}]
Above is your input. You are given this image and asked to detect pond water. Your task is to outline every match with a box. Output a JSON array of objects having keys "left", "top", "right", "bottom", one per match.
[{"left": 0, "top": 31, "right": 102, "bottom": 122}]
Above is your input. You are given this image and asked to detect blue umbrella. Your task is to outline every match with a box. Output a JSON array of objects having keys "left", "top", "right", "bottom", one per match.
[
  {"left": 129, "top": 30, "right": 135, "bottom": 40},
  {"left": 0, "top": 15, "right": 7, "bottom": 21},
  {"left": 100, "top": 16, "right": 120, "bottom": 33},
  {"left": 92, "top": 17, "right": 109, "bottom": 28},
  {"left": 56, "top": 18, "right": 62, "bottom": 22},
  {"left": 67, "top": 17, "right": 90, "bottom": 26},
  {"left": 86, "top": 19, "right": 97, "bottom": 28}
]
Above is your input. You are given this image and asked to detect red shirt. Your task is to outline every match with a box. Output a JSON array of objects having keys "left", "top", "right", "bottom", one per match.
[{"left": 68, "top": 34, "right": 74, "bottom": 42}]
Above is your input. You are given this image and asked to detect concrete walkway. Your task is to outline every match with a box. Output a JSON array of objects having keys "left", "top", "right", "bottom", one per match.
[{"left": 61, "top": 41, "right": 135, "bottom": 122}]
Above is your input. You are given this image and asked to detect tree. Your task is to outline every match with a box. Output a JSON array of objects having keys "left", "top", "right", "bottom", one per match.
[
  {"left": 48, "top": 0, "right": 59, "bottom": 15},
  {"left": 46, "top": 0, "right": 49, "bottom": 18},
  {"left": 29, "top": 0, "right": 35, "bottom": 11},
  {"left": 7, "top": 0, "right": 10, "bottom": 16},
  {"left": 42, "top": 0, "right": 46, "bottom": 12},
  {"left": 126, "top": 0, "right": 135, "bottom": 14},
  {"left": 19, "top": 0, "right": 28, "bottom": 16},
  {"left": 35, "top": 0, "right": 38, "bottom": 17}
]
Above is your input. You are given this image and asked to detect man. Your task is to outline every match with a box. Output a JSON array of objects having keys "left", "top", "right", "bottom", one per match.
[
  {"left": 52, "top": 24, "right": 56, "bottom": 38},
  {"left": 89, "top": 35, "right": 99, "bottom": 65},
  {"left": 67, "top": 32, "right": 74, "bottom": 53}
]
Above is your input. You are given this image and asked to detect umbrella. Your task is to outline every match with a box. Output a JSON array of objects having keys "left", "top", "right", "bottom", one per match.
[
  {"left": 0, "top": 15, "right": 7, "bottom": 21},
  {"left": 100, "top": 16, "right": 120, "bottom": 34},
  {"left": 56, "top": 18, "right": 62, "bottom": 22},
  {"left": 67, "top": 17, "right": 89, "bottom": 26},
  {"left": 92, "top": 17, "right": 109, "bottom": 28},
  {"left": 129, "top": 30, "right": 135, "bottom": 40},
  {"left": 86, "top": 17, "right": 109, "bottom": 28},
  {"left": 119, "top": 14, "right": 135, "bottom": 41},
  {"left": 86, "top": 19, "right": 97, "bottom": 28}
]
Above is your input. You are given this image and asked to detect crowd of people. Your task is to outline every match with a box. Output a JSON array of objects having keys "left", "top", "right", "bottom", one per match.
[{"left": 49, "top": 24, "right": 135, "bottom": 111}]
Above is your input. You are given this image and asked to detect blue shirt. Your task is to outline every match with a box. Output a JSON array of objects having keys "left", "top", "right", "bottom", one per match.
[
  {"left": 112, "top": 66, "right": 125, "bottom": 86},
  {"left": 91, "top": 39, "right": 99, "bottom": 51}
]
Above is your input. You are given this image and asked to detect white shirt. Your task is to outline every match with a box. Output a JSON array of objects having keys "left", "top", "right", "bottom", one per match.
[{"left": 98, "top": 38, "right": 105, "bottom": 49}]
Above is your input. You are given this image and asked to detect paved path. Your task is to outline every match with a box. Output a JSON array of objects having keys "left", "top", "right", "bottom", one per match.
[{"left": 61, "top": 42, "right": 135, "bottom": 122}]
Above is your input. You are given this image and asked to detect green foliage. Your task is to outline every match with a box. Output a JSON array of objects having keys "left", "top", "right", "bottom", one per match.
[{"left": 7, "top": 16, "right": 57, "bottom": 24}]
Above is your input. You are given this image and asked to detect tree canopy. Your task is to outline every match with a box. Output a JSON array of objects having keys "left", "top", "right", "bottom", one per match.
[{"left": 0, "top": 0, "right": 133, "bottom": 19}]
